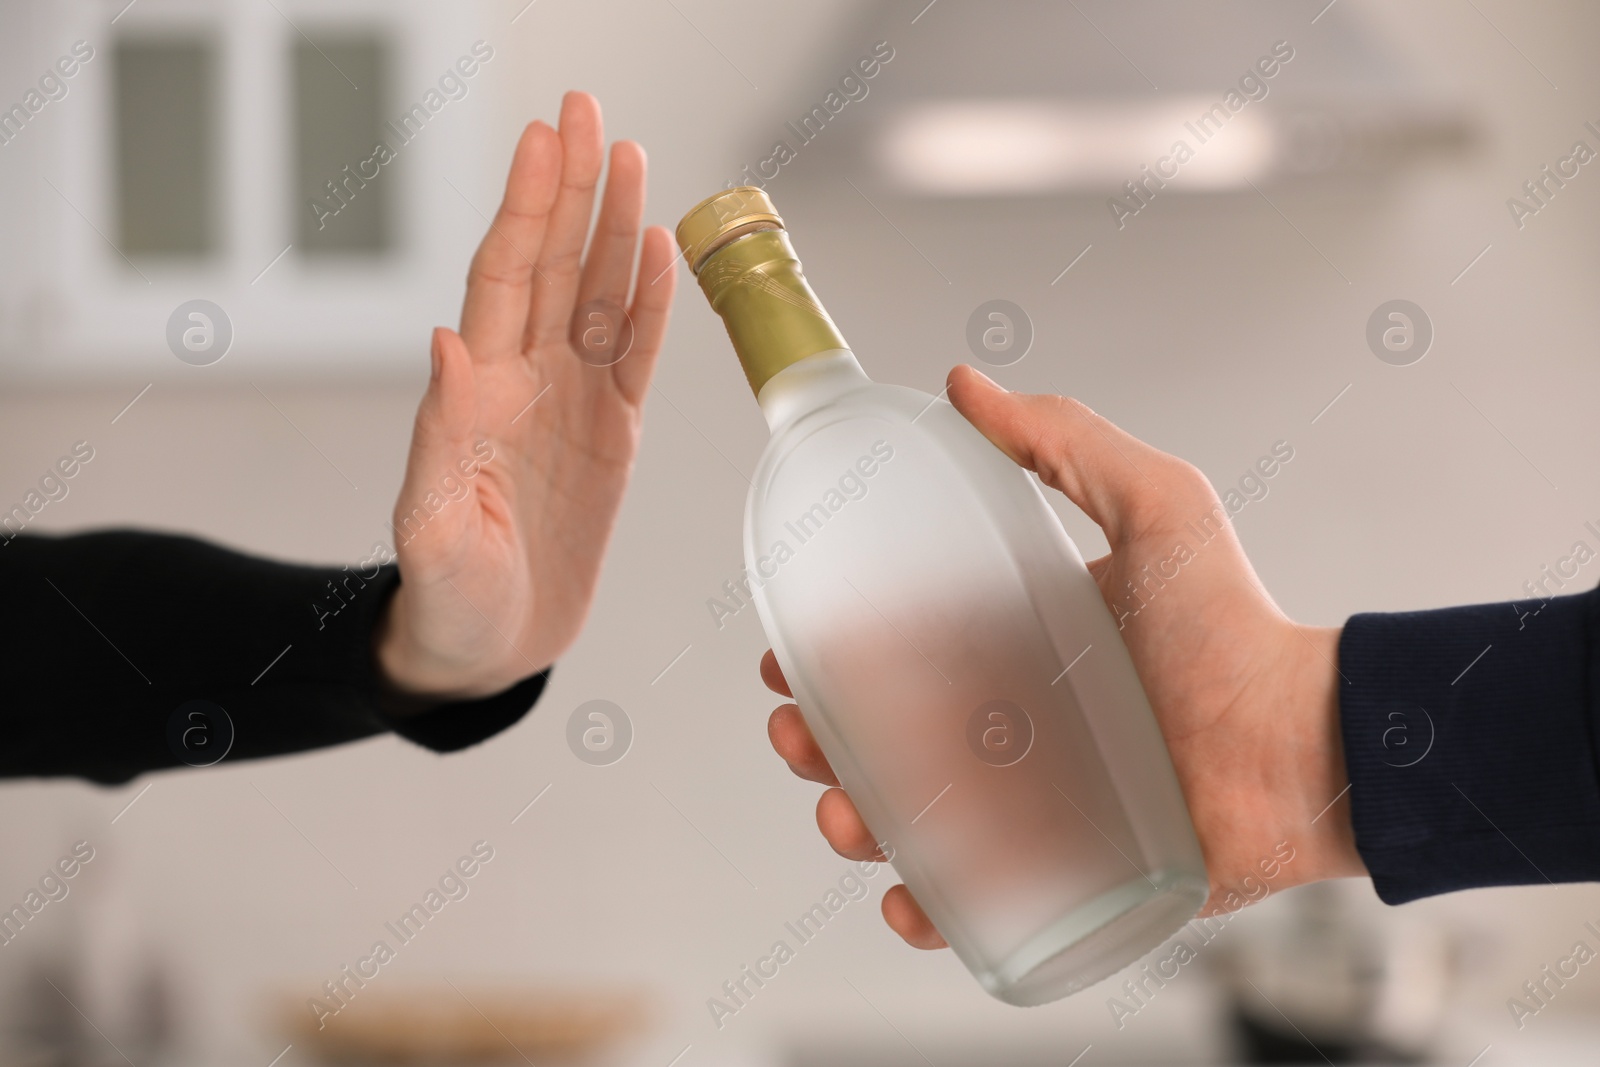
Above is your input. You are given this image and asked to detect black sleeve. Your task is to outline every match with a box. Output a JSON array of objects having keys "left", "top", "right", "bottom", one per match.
[
  {"left": 1338, "top": 584, "right": 1600, "bottom": 903},
  {"left": 0, "top": 530, "right": 548, "bottom": 785}
]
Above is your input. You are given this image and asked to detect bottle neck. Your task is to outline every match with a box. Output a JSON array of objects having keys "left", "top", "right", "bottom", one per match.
[
  {"left": 756, "top": 349, "right": 871, "bottom": 433},
  {"left": 696, "top": 228, "right": 852, "bottom": 397}
]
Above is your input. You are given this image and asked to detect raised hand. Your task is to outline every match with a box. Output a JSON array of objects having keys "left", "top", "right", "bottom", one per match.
[
  {"left": 766, "top": 364, "right": 1365, "bottom": 948},
  {"left": 375, "top": 92, "right": 677, "bottom": 701}
]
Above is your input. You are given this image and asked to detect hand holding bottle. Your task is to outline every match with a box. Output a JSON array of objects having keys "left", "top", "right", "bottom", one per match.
[{"left": 766, "top": 364, "right": 1367, "bottom": 949}]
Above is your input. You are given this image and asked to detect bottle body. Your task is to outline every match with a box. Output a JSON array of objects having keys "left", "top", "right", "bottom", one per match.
[{"left": 746, "top": 351, "right": 1207, "bottom": 1006}]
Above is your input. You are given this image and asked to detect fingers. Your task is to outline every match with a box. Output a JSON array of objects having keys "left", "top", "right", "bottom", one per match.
[
  {"left": 612, "top": 225, "right": 677, "bottom": 404},
  {"left": 762, "top": 661, "right": 944, "bottom": 950},
  {"left": 575, "top": 140, "right": 646, "bottom": 309},
  {"left": 816, "top": 788, "right": 886, "bottom": 861},
  {"left": 459, "top": 121, "right": 562, "bottom": 360},
  {"left": 567, "top": 139, "right": 673, "bottom": 404},
  {"left": 882, "top": 885, "right": 948, "bottom": 949},
  {"left": 761, "top": 651, "right": 943, "bottom": 951},
  {"left": 525, "top": 91, "right": 606, "bottom": 352},
  {"left": 815, "top": 789, "right": 946, "bottom": 948},
  {"left": 946, "top": 364, "right": 1184, "bottom": 545},
  {"left": 759, "top": 648, "right": 792, "bottom": 697},
  {"left": 768, "top": 703, "right": 837, "bottom": 786}
]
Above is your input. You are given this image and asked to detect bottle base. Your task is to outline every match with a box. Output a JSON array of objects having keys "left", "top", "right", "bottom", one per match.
[{"left": 976, "top": 870, "right": 1208, "bottom": 1007}]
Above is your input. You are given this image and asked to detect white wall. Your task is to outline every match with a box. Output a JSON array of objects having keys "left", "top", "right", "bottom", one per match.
[{"left": 3, "top": 1, "right": 1599, "bottom": 1063}]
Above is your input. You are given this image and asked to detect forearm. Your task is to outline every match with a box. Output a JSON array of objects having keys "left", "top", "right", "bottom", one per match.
[
  {"left": 1338, "top": 585, "right": 1600, "bottom": 902},
  {"left": 1, "top": 531, "right": 546, "bottom": 783}
]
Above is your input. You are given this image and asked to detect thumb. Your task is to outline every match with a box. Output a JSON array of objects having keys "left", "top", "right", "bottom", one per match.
[
  {"left": 946, "top": 364, "right": 1176, "bottom": 545},
  {"left": 412, "top": 327, "right": 477, "bottom": 454},
  {"left": 396, "top": 328, "right": 478, "bottom": 538}
]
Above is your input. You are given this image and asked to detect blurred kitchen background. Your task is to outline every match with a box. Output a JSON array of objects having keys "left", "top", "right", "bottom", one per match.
[{"left": 2, "top": 0, "right": 1599, "bottom": 1063}]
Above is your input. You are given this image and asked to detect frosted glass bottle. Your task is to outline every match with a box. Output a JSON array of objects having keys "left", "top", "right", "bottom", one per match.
[{"left": 678, "top": 188, "right": 1208, "bottom": 1006}]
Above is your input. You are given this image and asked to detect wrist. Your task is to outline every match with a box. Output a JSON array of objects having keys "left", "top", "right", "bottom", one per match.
[
  {"left": 372, "top": 586, "right": 481, "bottom": 713},
  {"left": 1286, "top": 623, "right": 1366, "bottom": 884}
]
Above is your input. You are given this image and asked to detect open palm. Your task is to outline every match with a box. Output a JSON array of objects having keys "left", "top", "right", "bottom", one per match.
[{"left": 376, "top": 92, "right": 676, "bottom": 700}]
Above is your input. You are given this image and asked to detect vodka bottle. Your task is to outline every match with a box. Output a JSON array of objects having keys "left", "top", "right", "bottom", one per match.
[{"left": 677, "top": 187, "right": 1208, "bottom": 1005}]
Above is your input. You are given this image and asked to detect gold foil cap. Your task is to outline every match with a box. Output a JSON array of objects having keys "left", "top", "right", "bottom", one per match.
[{"left": 675, "top": 186, "right": 784, "bottom": 275}]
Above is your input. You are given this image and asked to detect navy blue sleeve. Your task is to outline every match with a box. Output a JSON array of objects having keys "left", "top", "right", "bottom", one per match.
[
  {"left": 1338, "top": 584, "right": 1600, "bottom": 904},
  {"left": 0, "top": 530, "right": 548, "bottom": 784}
]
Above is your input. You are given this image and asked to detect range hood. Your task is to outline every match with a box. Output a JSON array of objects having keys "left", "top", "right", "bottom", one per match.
[{"left": 808, "top": 0, "right": 1476, "bottom": 196}]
